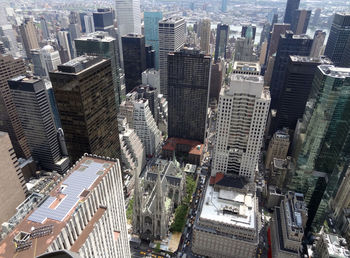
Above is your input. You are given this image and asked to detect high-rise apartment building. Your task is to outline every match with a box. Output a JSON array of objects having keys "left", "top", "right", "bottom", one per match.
[
  {"left": 75, "top": 32, "right": 122, "bottom": 107},
  {"left": 274, "top": 56, "right": 332, "bottom": 133},
  {"left": 212, "top": 74, "right": 270, "bottom": 180},
  {"left": 122, "top": 34, "right": 146, "bottom": 93},
  {"left": 214, "top": 23, "right": 229, "bottom": 61},
  {"left": 289, "top": 65, "right": 350, "bottom": 231},
  {"left": 19, "top": 18, "right": 39, "bottom": 59},
  {"left": 168, "top": 49, "right": 211, "bottom": 143},
  {"left": 158, "top": 17, "right": 186, "bottom": 97},
  {"left": 115, "top": 0, "right": 141, "bottom": 36},
  {"left": 270, "top": 192, "right": 307, "bottom": 257},
  {"left": 324, "top": 13, "right": 350, "bottom": 66},
  {"left": 199, "top": 19, "right": 211, "bottom": 54},
  {"left": 291, "top": 10, "right": 311, "bottom": 35},
  {"left": 269, "top": 31, "right": 312, "bottom": 108},
  {"left": 0, "top": 54, "right": 31, "bottom": 159},
  {"left": 49, "top": 56, "right": 121, "bottom": 163},
  {"left": 0, "top": 132, "right": 27, "bottom": 225},
  {"left": 144, "top": 12, "right": 163, "bottom": 70},
  {"left": 283, "top": 0, "right": 300, "bottom": 24},
  {"left": 0, "top": 154, "right": 131, "bottom": 258},
  {"left": 93, "top": 8, "right": 114, "bottom": 33},
  {"left": 265, "top": 129, "right": 290, "bottom": 169},
  {"left": 310, "top": 30, "right": 326, "bottom": 58},
  {"left": 8, "top": 76, "right": 70, "bottom": 173}
]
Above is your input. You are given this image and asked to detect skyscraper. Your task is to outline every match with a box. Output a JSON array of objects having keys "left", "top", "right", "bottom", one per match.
[
  {"left": 84, "top": 14, "right": 95, "bottom": 34},
  {"left": 75, "top": 31, "right": 122, "bottom": 107},
  {"left": 115, "top": 0, "right": 141, "bottom": 36},
  {"left": 241, "top": 23, "right": 256, "bottom": 42},
  {"left": 312, "top": 8, "right": 321, "bottom": 26},
  {"left": 19, "top": 18, "right": 39, "bottom": 59},
  {"left": 0, "top": 132, "right": 26, "bottom": 225},
  {"left": 49, "top": 56, "right": 121, "bottom": 163},
  {"left": 274, "top": 56, "right": 332, "bottom": 133},
  {"left": 211, "top": 74, "right": 270, "bottom": 180},
  {"left": 122, "top": 34, "right": 146, "bottom": 93},
  {"left": 291, "top": 10, "right": 311, "bottom": 35},
  {"left": 324, "top": 13, "right": 350, "bottom": 66},
  {"left": 289, "top": 65, "right": 350, "bottom": 231},
  {"left": 214, "top": 23, "right": 229, "bottom": 61},
  {"left": 341, "top": 37, "right": 350, "bottom": 68},
  {"left": 310, "top": 30, "right": 326, "bottom": 58},
  {"left": 167, "top": 49, "right": 211, "bottom": 143},
  {"left": 57, "top": 31, "right": 72, "bottom": 61},
  {"left": 41, "top": 45, "right": 62, "bottom": 72},
  {"left": 266, "top": 23, "right": 291, "bottom": 62},
  {"left": 199, "top": 19, "right": 211, "bottom": 54},
  {"left": 0, "top": 154, "right": 131, "bottom": 258},
  {"left": 0, "top": 54, "right": 31, "bottom": 159},
  {"left": 159, "top": 17, "right": 186, "bottom": 97},
  {"left": 31, "top": 49, "right": 48, "bottom": 77},
  {"left": 144, "top": 12, "right": 163, "bottom": 70},
  {"left": 269, "top": 31, "right": 313, "bottom": 108},
  {"left": 40, "top": 16, "right": 50, "bottom": 40},
  {"left": 8, "top": 76, "right": 70, "bottom": 173},
  {"left": 93, "top": 8, "right": 114, "bottom": 33},
  {"left": 221, "top": 0, "right": 227, "bottom": 12},
  {"left": 283, "top": 0, "right": 300, "bottom": 24}
]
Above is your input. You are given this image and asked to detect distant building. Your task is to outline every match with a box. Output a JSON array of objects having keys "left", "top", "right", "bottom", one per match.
[
  {"left": 0, "top": 132, "right": 27, "bottom": 225},
  {"left": 31, "top": 49, "right": 48, "bottom": 77},
  {"left": 41, "top": 45, "right": 61, "bottom": 72},
  {"left": 142, "top": 68, "right": 160, "bottom": 92},
  {"left": 315, "top": 233, "right": 350, "bottom": 258},
  {"left": 265, "top": 129, "right": 290, "bottom": 169},
  {"left": 310, "top": 30, "right": 326, "bottom": 58},
  {"left": 84, "top": 14, "right": 95, "bottom": 34},
  {"left": 8, "top": 76, "right": 70, "bottom": 173},
  {"left": 209, "top": 59, "right": 224, "bottom": 101},
  {"left": 221, "top": 0, "right": 227, "bottom": 12},
  {"left": 49, "top": 56, "right": 121, "bottom": 163},
  {"left": 0, "top": 154, "right": 131, "bottom": 258},
  {"left": 40, "top": 17, "right": 50, "bottom": 40},
  {"left": 234, "top": 36, "right": 256, "bottom": 62},
  {"left": 270, "top": 192, "right": 307, "bottom": 257},
  {"left": 19, "top": 18, "right": 39, "bottom": 59},
  {"left": 93, "top": 8, "right": 114, "bottom": 33},
  {"left": 283, "top": 0, "right": 300, "bottom": 25},
  {"left": 241, "top": 23, "right": 256, "bottom": 42},
  {"left": 291, "top": 10, "right": 311, "bottom": 35},
  {"left": 312, "top": 8, "right": 321, "bottom": 26},
  {"left": 214, "top": 23, "right": 229, "bottom": 61},
  {"left": 199, "top": 19, "right": 211, "bottom": 54},
  {"left": 266, "top": 23, "right": 291, "bottom": 62},
  {"left": 57, "top": 31, "right": 72, "bottom": 61},
  {"left": 144, "top": 12, "right": 163, "bottom": 69},
  {"left": 115, "top": 0, "right": 141, "bottom": 36}
]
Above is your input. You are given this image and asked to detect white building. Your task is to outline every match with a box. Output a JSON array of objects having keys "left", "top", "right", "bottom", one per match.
[
  {"left": 115, "top": 0, "right": 141, "bottom": 36},
  {"left": 0, "top": 154, "right": 131, "bottom": 258},
  {"left": 158, "top": 17, "right": 186, "bottom": 96},
  {"left": 41, "top": 45, "right": 61, "bottom": 72},
  {"left": 315, "top": 233, "right": 350, "bottom": 258},
  {"left": 142, "top": 68, "right": 160, "bottom": 92},
  {"left": 84, "top": 14, "right": 95, "bottom": 34},
  {"left": 212, "top": 74, "right": 270, "bottom": 180}
]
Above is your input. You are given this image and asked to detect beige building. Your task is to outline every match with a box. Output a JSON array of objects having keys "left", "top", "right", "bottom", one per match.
[
  {"left": 0, "top": 132, "right": 27, "bottom": 225},
  {"left": 0, "top": 154, "right": 130, "bottom": 258},
  {"left": 19, "top": 18, "right": 39, "bottom": 59},
  {"left": 271, "top": 192, "right": 307, "bottom": 258},
  {"left": 269, "top": 157, "right": 292, "bottom": 189},
  {"left": 199, "top": 19, "right": 211, "bottom": 54},
  {"left": 265, "top": 129, "right": 290, "bottom": 169},
  {"left": 192, "top": 175, "right": 259, "bottom": 258}
]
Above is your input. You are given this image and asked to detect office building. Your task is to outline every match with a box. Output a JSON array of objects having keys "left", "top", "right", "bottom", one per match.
[
  {"left": 310, "top": 30, "right": 326, "bottom": 57},
  {"left": 283, "top": 0, "right": 300, "bottom": 24},
  {"left": 265, "top": 129, "right": 290, "bottom": 169},
  {"left": 0, "top": 54, "right": 31, "bottom": 159},
  {"left": 199, "top": 19, "right": 211, "bottom": 54},
  {"left": 270, "top": 192, "right": 307, "bottom": 258},
  {"left": 341, "top": 37, "right": 350, "bottom": 68},
  {"left": 41, "top": 45, "right": 61, "bottom": 72},
  {"left": 324, "top": 13, "right": 350, "bottom": 66},
  {"left": 19, "top": 18, "right": 39, "bottom": 59},
  {"left": 234, "top": 35, "right": 256, "bottom": 62},
  {"left": 241, "top": 24, "right": 256, "bottom": 42},
  {"left": 168, "top": 49, "right": 211, "bottom": 143},
  {"left": 122, "top": 34, "right": 146, "bottom": 93},
  {"left": 274, "top": 56, "right": 331, "bottom": 133},
  {"left": 57, "top": 31, "right": 72, "bottom": 61},
  {"left": 75, "top": 31, "right": 122, "bottom": 107},
  {"left": 0, "top": 154, "right": 131, "bottom": 258},
  {"left": 119, "top": 98, "right": 162, "bottom": 157},
  {"left": 8, "top": 76, "right": 70, "bottom": 173},
  {"left": 211, "top": 74, "right": 270, "bottom": 180},
  {"left": 79, "top": 12, "right": 87, "bottom": 33},
  {"left": 266, "top": 23, "right": 291, "bottom": 62},
  {"left": 0, "top": 132, "right": 27, "bottom": 225},
  {"left": 269, "top": 31, "right": 312, "bottom": 108},
  {"left": 158, "top": 17, "right": 186, "bottom": 97},
  {"left": 115, "top": 0, "right": 141, "bottom": 36},
  {"left": 93, "top": 8, "right": 114, "bottom": 33},
  {"left": 332, "top": 167, "right": 350, "bottom": 222},
  {"left": 209, "top": 59, "right": 224, "bottom": 101},
  {"left": 269, "top": 157, "right": 292, "bottom": 189},
  {"left": 214, "top": 23, "right": 229, "bottom": 61},
  {"left": 315, "top": 233, "right": 350, "bottom": 258},
  {"left": 142, "top": 68, "right": 160, "bottom": 92},
  {"left": 192, "top": 175, "right": 259, "bottom": 258},
  {"left": 312, "top": 8, "right": 321, "bottom": 26},
  {"left": 40, "top": 17, "right": 50, "bottom": 40},
  {"left": 221, "top": 0, "right": 227, "bottom": 12},
  {"left": 31, "top": 49, "right": 48, "bottom": 77},
  {"left": 144, "top": 12, "right": 163, "bottom": 69},
  {"left": 289, "top": 65, "right": 350, "bottom": 231},
  {"left": 291, "top": 10, "right": 311, "bottom": 35},
  {"left": 49, "top": 56, "right": 121, "bottom": 163},
  {"left": 84, "top": 14, "right": 95, "bottom": 34}
]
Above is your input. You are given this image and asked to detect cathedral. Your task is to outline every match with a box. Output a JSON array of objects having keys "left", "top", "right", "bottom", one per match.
[{"left": 133, "top": 158, "right": 186, "bottom": 241}]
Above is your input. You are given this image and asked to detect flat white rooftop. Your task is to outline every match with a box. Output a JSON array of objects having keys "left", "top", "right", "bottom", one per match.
[{"left": 200, "top": 185, "right": 256, "bottom": 229}]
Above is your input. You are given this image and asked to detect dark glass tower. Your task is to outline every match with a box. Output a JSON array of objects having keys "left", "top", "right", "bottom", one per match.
[
  {"left": 49, "top": 56, "right": 121, "bottom": 163},
  {"left": 283, "top": 0, "right": 300, "bottom": 24},
  {"left": 93, "top": 8, "right": 114, "bottom": 34},
  {"left": 214, "top": 24, "right": 229, "bottom": 61},
  {"left": 269, "top": 31, "right": 313, "bottom": 109},
  {"left": 274, "top": 56, "right": 332, "bottom": 133},
  {"left": 324, "top": 13, "right": 350, "bottom": 66},
  {"left": 291, "top": 10, "right": 311, "bottom": 35},
  {"left": 168, "top": 48, "right": 211, "bottom": 143},
  {"left": 122, "top": 34, "right": 147, "bottom": 93}
]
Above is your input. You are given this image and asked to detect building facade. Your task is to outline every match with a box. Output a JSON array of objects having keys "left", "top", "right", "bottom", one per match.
[
  {"left": 19, "top": 18, "right": 39, "bottom": 59},
  {"left": 144, "top": 12, "right": 163, "bottom": 70},
  {"left": 199, "top": 19, "right": 211, "bottom": 54},
  {"left": 310, "top": 30, "right": 326, "bottom": 58},
  {"left": 214, "top": 24, "right": 229, "bottom": 61},
  {"left": 283, "top": 0, "right": 300, "bottom": 25},
  {"left": 291, "top": 10, "right": 311, "bottom": 35},
  {"left": 115, "top": 0, "right": 141, "bottom": 36},
  {"left": 265, "top": 129, "right": 290, "bottom": 169}
]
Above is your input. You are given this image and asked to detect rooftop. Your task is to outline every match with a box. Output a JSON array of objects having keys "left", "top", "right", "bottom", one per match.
[
  {"left": 322, "top": 233, "right": 350, "bottom": 257},
  {"left": 233, "top": 61, "right": 261, "bottom": 73},
  {"left": 159, "top": 17, "right": 184, "bottom": 24},
  {"left": 162, "top": 137, "right": 203, "bottom": 156},
  {"left": 75, "top": 31, "right": 115, "bottom": 42},
  {"left": 319, "top": 65, "right": 350, "bottom": 79},
  {"left": 289, "top": 55, "right": 332, "bottom": 64},
  {"left": 56, "top": 55, "right": 104, "bottom": 74},
  {"left": 0, "top": 155, "right": 117, "bottom": 258}
]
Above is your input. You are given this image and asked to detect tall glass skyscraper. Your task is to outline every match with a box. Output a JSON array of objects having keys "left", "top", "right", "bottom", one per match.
[
  {"left": 289, "top": 65, "right": 350, "bottom": 232},
  {"left": 144, "top": 12, "right": 162, "bottom": 70},
  {"left": 214, "top": 24, "right": 229, "bottom": 61}
]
